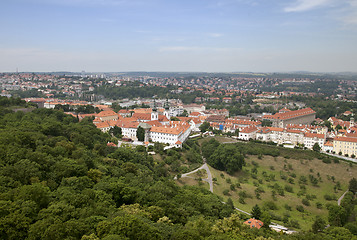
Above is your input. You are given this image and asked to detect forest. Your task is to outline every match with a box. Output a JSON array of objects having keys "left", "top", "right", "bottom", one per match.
[{"left": 0, "top": 96, "right": 356, "bottom": 239}]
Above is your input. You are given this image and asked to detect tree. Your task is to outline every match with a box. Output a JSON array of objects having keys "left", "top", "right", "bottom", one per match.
[
  {"left": 136, "top": 126, "right": 145, "bottom": 142},
  {"left": 199, "top": 121, "right": 211, "bottom": 133},
  {"left": 328, "top": 205, "right": 347, "bottom": 227},
  {"left": 251, "top": 204, "right": 261, "bottom": 219},
  {"left": 170, "top": 116, "right": 180, "bottom": 121},
  {"left": 260, "top": 211, "right": 271, "bottom": 228},
  {"left": 312, "top": 216, "right": 326, "bottom": 233},
  {"left": 312, "top": 143, "right": 321, "bottom": 152},
  {"left": 348, "top": 178, "right": 357, "bottom": 194},
  {"left": 109, "top": 126, "right": 122, "bottom": 138},
  {"left": 207, "top": 144, "right": 245, "bottom": 174}
]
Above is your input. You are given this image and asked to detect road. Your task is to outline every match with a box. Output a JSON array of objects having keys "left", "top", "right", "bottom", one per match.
[{"left": 325, "top": 153, "right": 357, "bottom": 163}]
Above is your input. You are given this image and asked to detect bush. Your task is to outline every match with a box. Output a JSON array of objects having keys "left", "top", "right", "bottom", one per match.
[
  {"left": 263, "top": 201, "right": 278, "bottom": 210},
  {"left": 316, "top": 202, "right": 323, "bottom": 209},
  {"left": 288, "top": 178, "right": 295, "bottom": 184},
  {"left": 322, "top": 158, "right": 332, "bottom": 164},
  {"left": 306, "top": 194, "right": 317, "bottom": 200},
  {"left": 302, "top": 198, "right": 310, "bottom": 206},
  {"left": 288, "top": 219, "right": 300, "bottom": 229},
  {"left": 324, "top": 194, "right": 337, "bottom": 201},
  {"left": 296, "top": 205, "right": 304, "bottom": 212},
  {"left": 284, "top": 204, "right": 292, "bottom": 211},
  {"left": 285, "top": 185, "right": 294, "bottom": 193},
  {"left": 223, "top": 189, "right": 230, "bottom": 196}
]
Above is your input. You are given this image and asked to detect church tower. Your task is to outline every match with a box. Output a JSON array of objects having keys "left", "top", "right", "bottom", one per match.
[
  {"left": 151, "top": 99, "right": 158, "bottom": 121},
  {"left": 164, "top": 98, "right": 170, "bottom": 119}
]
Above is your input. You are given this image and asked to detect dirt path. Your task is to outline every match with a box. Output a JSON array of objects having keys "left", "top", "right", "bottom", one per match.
[
  {"left": 179, "top": 163, "right": 214, "bottom": 193},
  {"left": 338, "top": 190, "right": 349, "bottom": 206}
]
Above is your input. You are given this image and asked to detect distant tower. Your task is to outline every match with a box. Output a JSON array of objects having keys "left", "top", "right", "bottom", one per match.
[
  {"left": 350, "top": 114, "right": 355, "bottom": 128},
  {"left": 151, "top": 99, "right": 158, "bottom": 121},
  {"left": 164, "top": 98, "right": 170, "bottom": 119}
]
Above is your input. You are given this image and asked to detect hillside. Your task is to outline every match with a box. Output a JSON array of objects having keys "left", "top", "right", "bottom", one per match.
[
  {"left": 178, "top": 137, "right": 357, "bottom": 233},
  {"left": 0, "top": 100, "right": 356, "bottom": 239}
]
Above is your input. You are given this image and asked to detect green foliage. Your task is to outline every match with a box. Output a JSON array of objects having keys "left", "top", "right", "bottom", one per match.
[
  {"left": 251, "top": 204, "right": 261, "bottom": 219},
  {"left": 313, "top": 143, "right": 321, "bottom": 152},
  {"left": 349, "top": 178, "right": 357, "bottom": 194},
  {"left": 136, "top": 126, "right": 145, "bottom": 141},
  {"left": 199, "top": 121, "right": 211, "bottom": 133},
  {"left": 205, "top": 144, "right": 245, "bottom": 175},
  {"left": 0, "top": 107, "right": 355, "bottom": 239},
  {"left": 109, "top": 126, "right": 122, "bottom": 138}
]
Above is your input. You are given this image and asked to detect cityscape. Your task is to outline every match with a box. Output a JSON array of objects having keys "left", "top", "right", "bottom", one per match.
[{"left": 1, "top": 0, "right": 357, "bottom": 239}]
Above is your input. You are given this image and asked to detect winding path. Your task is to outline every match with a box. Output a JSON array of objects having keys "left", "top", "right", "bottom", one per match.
[
  {"left": 338, "top": 190, "right": 349, "bottom": 206},
  {"left": 179, "top": 163, "right": 213, "bottom": 193}
]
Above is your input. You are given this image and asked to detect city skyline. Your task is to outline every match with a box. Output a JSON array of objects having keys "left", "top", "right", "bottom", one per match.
[{"left": 1, "top": 0, "right": 357, "bottom": 73}]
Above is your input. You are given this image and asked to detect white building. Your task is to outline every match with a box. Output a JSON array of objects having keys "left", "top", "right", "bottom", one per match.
[
  {"left": 303, "top": 132, "right": 325, "bottom": 150},
  {"left": 239, "top": 126, "right": 258, "bottom": 141}
]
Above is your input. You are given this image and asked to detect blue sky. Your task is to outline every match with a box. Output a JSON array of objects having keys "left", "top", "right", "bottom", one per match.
[{"left": 1, "top": 0, "right": 357, "bottom": 72}]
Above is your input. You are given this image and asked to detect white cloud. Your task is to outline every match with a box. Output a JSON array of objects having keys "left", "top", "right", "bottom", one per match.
[{"left": 284, "top": 0, "right": 332, "bottom": 12}]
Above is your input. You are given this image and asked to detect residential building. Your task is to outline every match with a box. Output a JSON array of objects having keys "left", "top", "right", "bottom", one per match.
[
  {"left": 333, "top": 137, "right": 357, "bottom": 156},
  {"left": 263, "top": 108, "right": 316, "bottom": 128}
]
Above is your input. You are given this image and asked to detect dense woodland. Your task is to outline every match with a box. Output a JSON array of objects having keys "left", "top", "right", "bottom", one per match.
[{"left": 0, "top": 97, "right": 356, "bottom": 239}]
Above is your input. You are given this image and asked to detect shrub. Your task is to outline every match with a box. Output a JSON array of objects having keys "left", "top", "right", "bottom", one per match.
[
  {"left": 264, "top": 201, "right": 278, "bottom": 210},
  {"left": 322, "top": 158, "right": 331, "bottom": 164},
  {"left": 306, "top": 194, "right": 317, "bottom": 200},
  {"left": 296, "top": 205, "right": 304, "bottom": 212},
  {"left": 288, "top": 219, "right": 300, "bottom": 229},
  {"left": 284, "top": 204, "right": 292, "bottom": 211},
  {"left": 223, "top": 189, "right": 230, "bottom": 196},
  {"left": 324, "top": 194, "right": 337, "bottom": 201},
  {"left": 290, "top": 173, "right": 296, "bottom": 178},
  {"left": 302, "top": 198, "right": 310, "bottom": 206},
  {"left": 316, "top": 202, "right": 323, "bottom": 209},
  {"left": 226, "top": 178, "right": 232, "bottom": 184},
  {"left": 238, "top": 191, "right": 247, "bottom": 198},
  {"left": 285, "top": 185, "right": 294, "bottom": 193},
  {"left": 288, "top": 178, "right": 295, "bottom": 184}
]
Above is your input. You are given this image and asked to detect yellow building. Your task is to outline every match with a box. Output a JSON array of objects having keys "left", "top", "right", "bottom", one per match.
[{"left": 333, "top": 137, "right": 357, "bottom": 157}]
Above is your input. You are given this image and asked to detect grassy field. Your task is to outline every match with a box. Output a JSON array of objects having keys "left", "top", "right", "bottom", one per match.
[
  {"left": 210, "top": 153, "right": 356, "bottom": 231},
  {"left": 176, "top": 172, "right": 210, "bottom": 191},
  {"left": 178, "top": 137, "right": 357, "bottom": 231}
]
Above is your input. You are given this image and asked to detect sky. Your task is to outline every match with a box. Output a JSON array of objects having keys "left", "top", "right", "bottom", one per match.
[{"left": 0, "top": 0, "right": 357, "bottom": 73}]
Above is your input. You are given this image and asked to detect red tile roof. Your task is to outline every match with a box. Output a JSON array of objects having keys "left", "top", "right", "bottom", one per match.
[
  {"left": 304, "top": 132, "right": 325, "bottom": 139},
  {"left": 264, "top": 108, "right": 315, "bottom": 120},
  {"left": 244, "top": 218, "right": 264, "bottom": 229},
  {"left": 334, "top": 137, "right": 357, "bottom": 143},
  {"left": 240, "top": 126, "right": 258, "bottom": 133}
]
